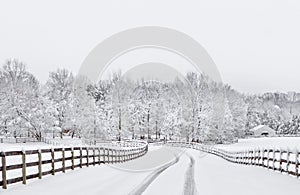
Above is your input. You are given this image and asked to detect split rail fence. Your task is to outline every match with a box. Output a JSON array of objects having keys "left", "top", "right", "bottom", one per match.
[
  {"left": 0, "top": 143, "right": 148, "bottom": 189},
  {"left": 167, "top": 141, "right": 300, "bottom": 178}
]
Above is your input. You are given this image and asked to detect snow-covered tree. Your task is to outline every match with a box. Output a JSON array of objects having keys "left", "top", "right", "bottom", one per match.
[
  {"left": 0, "top": 59, "right": 53, "bottom": 140},
  {"left": 66, "top": 76, "right": 97, "bottom": 141},
  {"left": 45, "top": 69, "right": 74, "bottom": 138}
]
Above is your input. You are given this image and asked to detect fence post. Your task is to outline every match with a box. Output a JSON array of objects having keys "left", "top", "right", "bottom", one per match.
[
  {"left": 108, "top": 149, "right": 111, "bottom": 163},
  {"left": 120, "top": 149, "right": 122, "bottom": 162},
  {"left": 111, "top": 149, "right": 113, "bottom": 164},
  {"left": 51, "top": 148, "right": 55, "bottom": 175},
  {"left": 279, "top": 150, "right": 283, "bottom": 172},
  {"left": 71, "top": 148, "right": 74, "bottom": 170},
  {"left": 123, "top": 149, "right": 126, "bottom": 162},
  {"left": 252, "top": 149, "right": 257, "bottom": 165},
  {"left": 93, "top": 148, "right": 95, "bottom": 166},
  {"left": 62, "top": 148, "right": 65, "bottom": 173},
  {"left": 272, "top": 149, "right": 276, "bottom": 171},
  {"left": 106, "top": 148, "right": 109, "bottom": 163},
  {"left": 262, "top": 149, "right": 265, "bottom": 167},
  {"left": 22, "top": 150, "right": 26, "bottom": 185},
  {"left": 86, "top": 148, "right": 89, "bottom": 167},
  {"left": 286, "top": 149, "right": 290, "bottom": 174},
  {"left": 123, "top": 150, "right": 125, "bottom": 162},
  {"left": 128, "top": 149, "right": 131, "bottom": 160},
  {"left": 38, "top": 149, "right": 42, "bottom": 179},
  {"left": 248, "top": 150, "right": 251, "bottom": 165},
  {"left": 104, "top": 148, "right": 107, "bottom": 163},
  {"left": 1, "top": 152, "right": 7, "bottom": 189},
  {"left": 116, "top": 149, "right": 118, "bottom": 162},
  {"left": 98, "top": 148, "right": 101, "bottom": 165},
  {"left": 252, "top": 149, "right": 258, "bottom": 166},
  {"left": 117, "top": 149, "right": 120, "bottom": 163},
  {"left": 259, "top": 149, "right": 263, "bottom": 166},
  {"left": 248, "top": 150, "right": 252, "bottom": 165},
  {"left": 295, "top": 150, "right": 299, "bottom": 178},
  {"left": 267, "top": 149, "right": 270, "bottom": 169},
  {"left": 102, "top": 148, "right": 106, "bottom": 163},
  {"left": 79, "top": 147, "right": 82, "bottom": 168},
  {"left": 113, "top": 149, "right": 115, "bottom": 163},
  {"left": 132, "top": 149, "right": 135, "bottom": 160},
  {"left": 111, "top": 149, "right": 113, "bottom": 163}
]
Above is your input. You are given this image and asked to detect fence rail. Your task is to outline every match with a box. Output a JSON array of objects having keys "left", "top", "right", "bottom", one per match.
[
  {"left": 166, "top": 141, "right": 300, "bottom": 179},
  {"left": 0, "top": 143, "right": 148, "bottom": 189},
  {"left": 0, "top": 137, "right": 39, "bottom": 144}
]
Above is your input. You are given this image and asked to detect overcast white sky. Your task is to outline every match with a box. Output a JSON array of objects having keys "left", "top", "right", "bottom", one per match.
[{"left": 0, "top": 0, "right": 300, "bottom": 94}]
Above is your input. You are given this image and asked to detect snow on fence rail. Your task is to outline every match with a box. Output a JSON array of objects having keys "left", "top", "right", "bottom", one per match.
[
  {"left": 167, "top": 141, "right": 300, "bottom": 179},
  {"left": 94, "top": 140, "right": 147, "bottom": 148},
  {"left": 41, "top": 137, "right": 83, "bottom": 146},
  {"left": 0, "top": 137, "right": 39, "bottom": 144},
  {"left": 0, "top": 143, "right": 148, "bottom": 189}
]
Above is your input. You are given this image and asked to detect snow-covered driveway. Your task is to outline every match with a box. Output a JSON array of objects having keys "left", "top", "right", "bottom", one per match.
[{"left": 2, "top": 146, "right": 300, "bottom": 195}]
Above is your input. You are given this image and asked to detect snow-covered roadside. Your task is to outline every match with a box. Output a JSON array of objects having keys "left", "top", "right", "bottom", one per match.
[
  {"left": 0, "top": 141, "right": 148, "bottom": 187},
  {"left": 2, "top": 162, "right": 149, "bottom": 195},
  {"left": 216, "top": 137, "right": 300, "bottom": 151},
  {"left": 192, "top": 149, "right": 300, "bottom": 195},
  {"left": 1, "top": 146, "right": 179, "bottom": 195},
  {"left": 136, "top": 148, "right": 300, "bottom": 195}
]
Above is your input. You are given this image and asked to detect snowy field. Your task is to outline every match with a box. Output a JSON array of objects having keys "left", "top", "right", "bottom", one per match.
[
  {"left": 0, "top": 137, "right": 144, "bottom": 152},
  {"left": 0, "top": 137, "right": 83, "bottom": 152},
  {"left": 1, "top": 145, "right": 300, "bottom": 195},
  {"left": 216, "top": 137, "right": 300, "bottom": 152},
  {"left": 0, "top": 142, "right": 54, "bottom": 152}
]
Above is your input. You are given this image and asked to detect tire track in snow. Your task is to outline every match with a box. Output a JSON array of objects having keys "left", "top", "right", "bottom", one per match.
[
  {"left": 183, "top": 153, "right": 197, "bottom": 195},
  {"left": 129, "top": 148, "right": 183, "bottom": 195}
]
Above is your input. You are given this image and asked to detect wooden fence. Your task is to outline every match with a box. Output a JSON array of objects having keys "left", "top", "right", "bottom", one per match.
[
  {"left": 0, "top": 144, "right": 148, "bottom": 189},
  {"left": 167, "top": 141, "right": 300, "bottom": 178}
]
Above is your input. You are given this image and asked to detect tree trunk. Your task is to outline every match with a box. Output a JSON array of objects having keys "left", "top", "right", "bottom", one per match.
[
  {"left": 132, "top": 127, "right": 135, "bottom": 139},
  {"left": 147, "top": 111, "right": 150, "bottom": 140},
  {"left": 118, "top": 109, "right": 121, "bottom": 141},
  {"left": 155, "top": 121, "right": 158, "bottom": 140}
]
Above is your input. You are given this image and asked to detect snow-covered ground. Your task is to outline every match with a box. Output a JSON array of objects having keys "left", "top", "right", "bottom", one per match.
[
  {"left": 193, "top": 149, "right": 300, "bottom": 195},
  {"left": 2, "top": 145, "right": 300, "bottom": 195},
  {"left": 0, "top": 138, "right": 144, "bottom": 152},
  {"left": 0, "top": 137, "right": 83, "bottom": 152},
  {"left": 216, "top": 137, "right": 300, "bottom": 151},
  {"left": 0, "top": 140, "right": 147, "bottom": 185},
  {"left": 0, "top": 142, "right": 53, "bottom": 152},
  {"left": 1, "top": 146, "right": 182, "bottom": 195}
]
